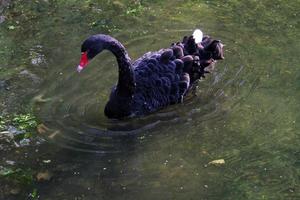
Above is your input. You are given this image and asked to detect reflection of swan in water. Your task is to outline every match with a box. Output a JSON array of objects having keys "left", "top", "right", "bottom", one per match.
[{"left": 76, "top": 29, "right": 224, "bottom": 119}]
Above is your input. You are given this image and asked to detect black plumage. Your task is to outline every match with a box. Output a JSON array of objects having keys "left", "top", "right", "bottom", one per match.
[{"left": 77, "top": 32, "right": 224, "bottom": 119}]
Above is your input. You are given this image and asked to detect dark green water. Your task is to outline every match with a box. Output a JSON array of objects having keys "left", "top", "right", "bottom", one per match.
[{"left": 0, "top": 0, "right": 299, "bottom": 199}]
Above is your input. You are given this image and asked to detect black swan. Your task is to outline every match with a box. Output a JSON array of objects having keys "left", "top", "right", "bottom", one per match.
[{"left": 76, "top": 30, "right": 224, "bottom": 119}]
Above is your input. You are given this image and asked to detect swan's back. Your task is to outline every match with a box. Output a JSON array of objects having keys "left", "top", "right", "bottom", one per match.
[{"left": 131, "top": 49, "right": 185, "bottom": 116}]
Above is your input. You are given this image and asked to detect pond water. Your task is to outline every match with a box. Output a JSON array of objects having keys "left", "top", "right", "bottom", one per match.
[{"left": 0, "top": 0, "right": 299, "bottom": 199}]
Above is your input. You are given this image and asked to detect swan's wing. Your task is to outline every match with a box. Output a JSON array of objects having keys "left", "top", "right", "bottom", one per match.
[{"left": 133, "top": 50, "right": 184, "bottom": 113}]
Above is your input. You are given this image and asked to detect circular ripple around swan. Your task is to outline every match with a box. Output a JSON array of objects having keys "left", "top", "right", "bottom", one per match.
[{"left": 33, "top": 31, "right": 257, "bottom": 153}]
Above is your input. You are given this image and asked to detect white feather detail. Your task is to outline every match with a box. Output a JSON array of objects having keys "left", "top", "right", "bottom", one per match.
[{"left": 193, "top": 29, "right": 203, "bottom": 44}]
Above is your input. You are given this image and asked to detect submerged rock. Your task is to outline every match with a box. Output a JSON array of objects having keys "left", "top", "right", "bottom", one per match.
[
  {"left": 19, "top": 70, "right": 41, "bottom": 84},
  {"left": 19, "top": 138, "right": 30, "bottom": 146},
  {"left": 0, "top": 16, "right": 5, "bottom": 24},
  {"left": 29, "top": 45, "right": 47, "bottom": 66},
  {"left": 0, "top": 80, "right": 9, "bottom": 91},
  {"left": 0, "top": 0, "right": 10, "bottom": 15},
  {"left": 7, "top": 126, "right": 24, "bottom": 135},
  {"left": 0, "top": 126, "right": 24, "bottom": 141}
]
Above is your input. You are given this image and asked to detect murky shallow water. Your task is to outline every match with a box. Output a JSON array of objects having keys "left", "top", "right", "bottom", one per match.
[{"left": 0, "top": 0, "right": 299, "bottom": 199}]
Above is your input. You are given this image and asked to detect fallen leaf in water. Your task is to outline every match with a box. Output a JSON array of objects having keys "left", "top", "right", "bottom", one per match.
[
  {"left": 42, "top": 160, "right": 51, "bottom": 164},
  {"left": 33, "top": 94, "right": 52, "bottom": 103},
  {"left": 48, "top": 130, "right": 60, "bottom": 139},
  {"left": 208, "top": 159, "right": 225, "bottom": 166},
  {"left": 201, "top": 150, "right": 208, "bottom": 155},
  {"left": 10, "top": 188, "right": 21, "bottom": 195},
  {"left": 36, "top": 171, "right": 52, "bottom": 181},
  {"left": 37, "top": 124, "right": 49, "bottom": 134}
]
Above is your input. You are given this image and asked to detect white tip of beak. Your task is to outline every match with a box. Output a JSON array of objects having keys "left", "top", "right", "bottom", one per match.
[
  {"left": 193, "top": 29, "right": 203, "bottom": 44},
  {"left": 77, "top": 65, "right": 84, "bottom": 73}
]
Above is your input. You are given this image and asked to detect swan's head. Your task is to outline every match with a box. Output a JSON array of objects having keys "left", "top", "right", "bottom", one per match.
[{"left": 77, "top": 35, "right": 105, "bottom": 72}]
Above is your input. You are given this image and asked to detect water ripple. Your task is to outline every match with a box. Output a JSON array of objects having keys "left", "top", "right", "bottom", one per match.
[{"left": 33, "top": 30, "right": 255, "bottom": 153}]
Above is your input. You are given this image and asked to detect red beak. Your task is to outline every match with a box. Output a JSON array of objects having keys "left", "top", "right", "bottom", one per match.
[{"left": 77, "top": 52, "right": 89, "bottom": 73}]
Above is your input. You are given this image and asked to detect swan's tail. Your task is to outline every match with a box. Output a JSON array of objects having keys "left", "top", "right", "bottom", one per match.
[{"left": 193, "top": 29, "right": 203, "bottom": 44}]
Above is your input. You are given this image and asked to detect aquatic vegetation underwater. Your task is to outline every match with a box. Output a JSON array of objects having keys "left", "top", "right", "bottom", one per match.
[{"left": 0, "top": 0, "right": 299, "bottom": 199}]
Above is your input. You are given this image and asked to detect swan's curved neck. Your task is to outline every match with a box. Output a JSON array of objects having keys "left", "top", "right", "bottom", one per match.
[{"left": 93, "top": 34, "right": 135, "bottom": 97}]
